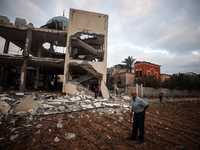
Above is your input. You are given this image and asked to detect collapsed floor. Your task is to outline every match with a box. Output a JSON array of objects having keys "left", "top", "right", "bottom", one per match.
[{"left": 0, "top": 92, "right": 200, "bottom": 150}]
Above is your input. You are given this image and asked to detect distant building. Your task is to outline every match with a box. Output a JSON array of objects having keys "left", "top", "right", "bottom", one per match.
[
  {"left": 114, "top": 72, "right": 135, "bottom": 88},
  {"left": 184, "top": 72, "right": 197, "bottom": 76},
  {"left": 134, "top": 61, "right": 161, "bottom": 82},
  {"left": 160, "top": 73, "right": 172, "bottom": 83}
]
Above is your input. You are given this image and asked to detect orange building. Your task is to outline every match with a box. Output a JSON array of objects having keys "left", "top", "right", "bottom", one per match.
[{"left": 134, "top": 61, "right": 161, "bottom": 82}]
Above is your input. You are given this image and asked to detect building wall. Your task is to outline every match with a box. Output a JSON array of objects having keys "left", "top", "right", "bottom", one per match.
[
  {"left": 126, "top": 86, "right": 200, "bottom": 98},
  {"left": 160, "top": 74, "right": 172, "bottom": 83},
  {"left": 114, "top": 72, "right": 135, "bottom": 87},
  {"left": 63, "top": 9, "right": 109, "bottom": 98},
  {"left": 134, "top": 62, "right": 161, "bottom": 82}
]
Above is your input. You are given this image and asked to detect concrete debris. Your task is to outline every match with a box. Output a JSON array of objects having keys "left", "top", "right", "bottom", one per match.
[
  {"left": 57, "top": 119, "right": 63, "bottom": 128},
  {"left": 54, "top": 137, "right": 60, "bottom": 142},
  {"left": 15, "top": 95, "right": 39, "bottom": 112},
  {"left": 58, "top": 106, "right": 65, "bottom": 111},
  {"left": 0, "top": 91, "right": 133, "bottom": 131},
  {"left": 43, "top": 104, "right": 54, "bottom": 108},
  {"left": 34, "top": 130, "right": 40, "bottom": 134},
  {"left": 36, "top": 124, "right": 42, "bottom": 129},
  {"left": 10, "top": 134, "right": 19, "bottom": 141},
  {"left": 102, "top": 103, "right": 120, "bottom": 108},
  {"left": 16, "top": 93, "right": 24, "bottom": 96},
  {"left": 1, "top": 97, "right": 14, "bottom": 101},
  {"left": 122, "top": 96, "right": 131, "bottom": 101},
  {"left": 0, "top": 101, "right": 10, "bottom": 115},
  {"left": 93, "top": 102, "right": 102, "bottom": 107},
  {"left": 65, "top": 133, "right": 75, "bottom": 139}
]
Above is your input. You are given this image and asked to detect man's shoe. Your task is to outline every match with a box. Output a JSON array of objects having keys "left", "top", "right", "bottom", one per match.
[
  {"left": 136, "top": 140, "right": 143, "bottom": 144},
  {"left": 125, "top": 137, "right": 136, "bottom": 141}
]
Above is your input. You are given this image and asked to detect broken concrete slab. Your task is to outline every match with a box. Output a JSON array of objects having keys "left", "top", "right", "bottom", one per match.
[{"left": 15, "top": 95, "right": 39, "bottom": 112}]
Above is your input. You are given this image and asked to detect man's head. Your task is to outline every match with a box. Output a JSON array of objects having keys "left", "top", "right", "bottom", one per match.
[{"left": 131, "top": 91, "right": 137, "bottom": 100}]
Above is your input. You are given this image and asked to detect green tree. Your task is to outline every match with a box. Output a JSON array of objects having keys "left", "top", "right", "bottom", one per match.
[
  {"left": 161, "top": 73, "right": 200, "bottom": 90},
  {"left": 136, "top": 74, "right": 159, "bottom": 88},
  {"left": 121, "top": 56, "right": 136, "bottom": 72}
]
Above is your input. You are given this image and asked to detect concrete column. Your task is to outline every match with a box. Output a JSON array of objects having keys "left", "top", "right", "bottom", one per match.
[
  {"left": 19, "top": 59, "right": 28, "bottom": 91},
  {"left": 34, "top": 43, "right": 43, "bottom": 89},
  {"left": 3, "top": 40, "right": 10, "bottom": 54},
  {"left": 23, "top": 30, "right": 32, "bottom": 57},
  {"left": 19, "top": 28, "right": 32, "bottom": 92},
  {"left": 34, "top": 66, "right": 40, "bottom": 89}
]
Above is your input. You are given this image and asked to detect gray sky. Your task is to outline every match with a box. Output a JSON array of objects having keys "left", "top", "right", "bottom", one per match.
[{"left": 0, "top": 0, "right": 200, "bottom": 74}]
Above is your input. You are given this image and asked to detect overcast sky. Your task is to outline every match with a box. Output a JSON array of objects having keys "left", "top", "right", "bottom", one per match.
[{"left": 0, "top": 0, "right": 200, "bottom": 74}]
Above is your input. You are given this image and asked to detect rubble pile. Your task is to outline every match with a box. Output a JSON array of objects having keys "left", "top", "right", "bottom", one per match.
[{"left": 0, "top": 91, "right": 131, "bottom": 124}]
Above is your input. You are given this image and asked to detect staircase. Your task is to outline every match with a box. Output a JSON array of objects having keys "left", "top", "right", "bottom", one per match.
[
  {"left": 72, "top": 74, "right": 94, "bottom": 83},
  {"left": 71, "top": 37, "right": 104, "bottom": 58}
]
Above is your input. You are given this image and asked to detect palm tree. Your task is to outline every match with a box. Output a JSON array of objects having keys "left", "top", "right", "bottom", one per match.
[{"left": 121, "top": 56, "right": 136, "bottom": 72}]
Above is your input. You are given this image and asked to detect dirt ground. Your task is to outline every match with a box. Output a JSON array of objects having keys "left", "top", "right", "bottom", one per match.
[{"left": 0, "top": 98, "right": 200, "bottom": 150}]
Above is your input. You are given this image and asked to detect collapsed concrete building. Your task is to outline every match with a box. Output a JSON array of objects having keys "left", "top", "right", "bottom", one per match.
[{"left": 0, "top": 8, "right": 109, "bottom": 99}]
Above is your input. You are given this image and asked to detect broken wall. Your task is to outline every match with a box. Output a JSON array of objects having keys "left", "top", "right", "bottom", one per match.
[{"left": 63, "top": 9, "right": 109, "bottom": 99}]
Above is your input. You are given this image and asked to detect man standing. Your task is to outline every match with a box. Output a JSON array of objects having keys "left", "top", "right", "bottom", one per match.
[{"left": 126, "top": 91, "right": 149, "bottom": 144}]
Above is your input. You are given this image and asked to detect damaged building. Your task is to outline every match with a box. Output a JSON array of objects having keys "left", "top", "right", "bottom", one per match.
[{"left": 0, "top": 9, "right": 109, "bottom": 99}]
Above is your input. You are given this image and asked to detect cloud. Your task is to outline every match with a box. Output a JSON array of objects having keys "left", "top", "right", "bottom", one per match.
[{"left": 0, "top": 0, "right": 200, "bottom": 74}]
